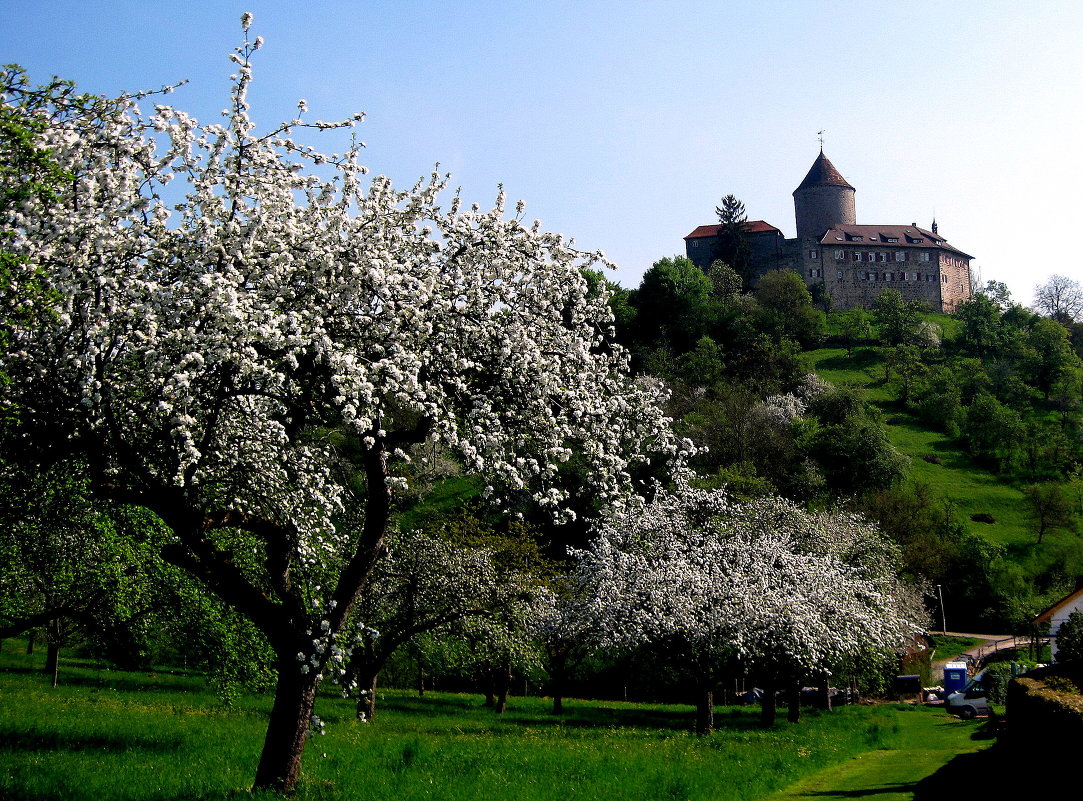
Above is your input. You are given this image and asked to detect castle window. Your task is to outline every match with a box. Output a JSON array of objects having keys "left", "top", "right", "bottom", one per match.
[
  {"left": 853, "top": 252, "right": 862, "bottom": 262},
  {"left": 886, "top": 272, "right": 895, "bottom": 282},
  {"left": 878, "top": 252, "right": 887, "bottom": 262},
  {"left": 920, "top": 252, "right": 931, "bottom": 262},
  {"left": 834, "top": 249, "right": 845, "bottom": 260},
  {"left": 886, "top": 237, "right": 899, "bottom": 243},
  {"left": 836, "top": 270, "right": 844, "bottom": 280},
  {"left": 809, "top": 250, "right": 819, "bottom": 259}
]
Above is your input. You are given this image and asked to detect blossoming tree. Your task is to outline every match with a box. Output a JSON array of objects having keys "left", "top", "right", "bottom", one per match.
[
  {"left": 0, "top": 17, "right": 683, "bottom": 792},
  {"left": 346, "top": 528, "right": 547, "bottom": 722},
  {"left": 573, "top": 487, "right": 920, "bottom": 733}
]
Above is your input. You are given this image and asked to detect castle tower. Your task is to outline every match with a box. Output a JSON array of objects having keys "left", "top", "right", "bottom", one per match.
[{"left": 793, "top": 150, "right": 856, "bottom": 239}]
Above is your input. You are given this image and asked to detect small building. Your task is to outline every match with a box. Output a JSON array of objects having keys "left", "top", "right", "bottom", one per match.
[
  {"left": 684, "top": 150, "right": 974, "bottom": 313},
  {"left": 1034, "top": 586, "right": 1083, "bottom": 660}
]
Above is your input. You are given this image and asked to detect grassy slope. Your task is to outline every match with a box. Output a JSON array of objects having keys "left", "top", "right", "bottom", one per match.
[
  {"left": 805, "top": 346, "right": 1030, "bottom": 547},
  {"left": 0, "top": 645, "right": 989, "bottom": 801},
  {"left": 763, "top": 704, "right": 993, "bottom": 801}
]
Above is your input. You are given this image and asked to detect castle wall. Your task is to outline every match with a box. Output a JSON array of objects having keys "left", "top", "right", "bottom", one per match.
[{"left": 796, "top": 243, "right": 971, "bottom": 312}]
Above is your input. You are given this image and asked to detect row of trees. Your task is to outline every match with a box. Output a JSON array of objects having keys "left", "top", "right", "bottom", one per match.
[{"left": 0, "top": 21, "right": 922, "bottom": 795}]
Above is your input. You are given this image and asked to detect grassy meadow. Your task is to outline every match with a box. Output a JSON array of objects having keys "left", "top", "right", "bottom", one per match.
[
  {"left": 0, "top": 642, "right": 992, "bottom": 801},
  {"left": 805, "top": 345, "right": 1030, "bottom": 547}
]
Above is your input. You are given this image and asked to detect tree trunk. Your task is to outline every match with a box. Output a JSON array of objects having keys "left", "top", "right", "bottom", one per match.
[
  {"left": 549, "top": 652, "right": 567, "bottom": 715},
  {"left": 482, "top": 666, "right": 496, "bottom": 707},
  {"left": 356, "top": 669, "right": 378, "bottom": 722},
  {"left": 45, "top": 642, "right": 60, "bottom": 688},
  {"left": 252, "top": 658, "right": 321, "bottom": 794},
  {"left": 416, "top": 657, "right": 425, "bottom": 697},
  {"left": 787, "top": 679, "right": 801, "bottom": 723},
  {"left": 760, "top": 681, "right": 777, "bottom": 727},
  {"left": 695, "top": 687, "right": 715, "bottom": 735},
  {"left": 25, "top": 630, "right": 35, "bottom": 655},
  {"left": 494, "top": 659, "right": 511, "bottom": 714},
  {"left": 818, "top": 676, "right": 833, "bottom": 711}
]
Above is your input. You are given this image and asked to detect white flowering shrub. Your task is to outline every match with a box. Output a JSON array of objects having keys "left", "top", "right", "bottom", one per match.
[
  {"left": 0, "top": 15, "right": 685, "bottom": 792},
  {"left": 754, "top": 392, "right": 807, "bottom": 430}
]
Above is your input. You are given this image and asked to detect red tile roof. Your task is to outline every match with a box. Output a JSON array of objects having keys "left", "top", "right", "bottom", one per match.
[{"left": 684, "top": 220, "right": 781, "bottom": 239}]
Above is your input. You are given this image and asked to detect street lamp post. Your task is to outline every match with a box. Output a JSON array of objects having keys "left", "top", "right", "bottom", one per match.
[{"left": 936, "top": 584, "right": 947, "bottom": 633}]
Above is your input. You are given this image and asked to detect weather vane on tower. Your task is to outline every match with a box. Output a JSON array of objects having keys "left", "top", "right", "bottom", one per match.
[{"left": 817, "top": 129, "right": 826, "bottom": 150}]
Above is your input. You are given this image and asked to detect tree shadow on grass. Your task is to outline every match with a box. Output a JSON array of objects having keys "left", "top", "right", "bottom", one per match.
[
  {"left": 1, "top": 786, "right": 261, "bottom": 801},
  {"left": 913, "top": 742, "right": 1025, "bottom": 798},
  {"left": 0, "top": 727, "right": 181, "bottom": 753},
  {"left": 790, "top": 786, "right": 921, "bottom": 797}
]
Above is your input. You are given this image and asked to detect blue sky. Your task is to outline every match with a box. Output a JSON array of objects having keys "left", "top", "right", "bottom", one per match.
[{"left": 4, "top": 1, "right": 1081, "bottom": 303}]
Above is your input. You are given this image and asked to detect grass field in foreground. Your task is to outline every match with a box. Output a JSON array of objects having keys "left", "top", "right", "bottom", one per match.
[{"left": 0, "top": 646, "right": 991, "bottom": 801}]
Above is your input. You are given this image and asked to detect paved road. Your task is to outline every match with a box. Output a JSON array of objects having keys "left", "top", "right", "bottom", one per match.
[{"left": 928, "top": 630, "right": 1018, "bottom": 670}]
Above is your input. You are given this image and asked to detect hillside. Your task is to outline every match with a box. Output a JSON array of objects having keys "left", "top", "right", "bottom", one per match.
[{"left": 806, "top": 345, "right": 1031, "bottom": 547}]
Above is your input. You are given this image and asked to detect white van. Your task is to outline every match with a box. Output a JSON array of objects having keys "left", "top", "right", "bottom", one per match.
[{"left": 945, "top": 670, "right": 991, "bottom": 719}]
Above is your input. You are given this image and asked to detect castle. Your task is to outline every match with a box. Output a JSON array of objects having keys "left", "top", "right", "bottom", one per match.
[{"left": 683, "top": 151, "right": 973, "bottom": 313}]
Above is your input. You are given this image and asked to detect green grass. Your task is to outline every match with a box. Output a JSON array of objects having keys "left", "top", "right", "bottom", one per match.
[
  {"left": 0, "top": 646, "right": 990, "bottom": 801},
  {"left": 805, "top": 346, "right": 1029, "bottom": 546},
  {"left": 928, "top": 635, "right": 984, "bottom": 662},
  {"left": 762, "top": 706, "right": 994, "bottom": 801}
]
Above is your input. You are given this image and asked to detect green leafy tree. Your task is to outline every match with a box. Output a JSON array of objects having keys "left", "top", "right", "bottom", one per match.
[
  {"left": 960, "top": 392, "right": 1025, "bottom": 470},
  {"left": 1055, "top": 610, "right": 1083, "bottom": 662},
  {"left": 1025, "top": 317, "right": 1079, "bottom": 400},
  {"left": 955, "top": 294, "right": 1007, "bottom": 358},
  {"left": 810, "top": 417, "right": 909, "bottom": 495},
  {"left": 838, "top": 308, "right": 873, "bottom": 356},
  {"left": 628, "top": 256, "right": 716, "bottom": 354},
  {"left": 978, "top": 280, "right": 1014, "bottom": 311},
  {"left": 1023, "top": 483, "right": 1077, "bottom": 544},
  {"left": 705, "top": 259, "right": 743, "bottom": 302},
  {"left": 679, "top": 336, "right": 725, "bottom": 387},
  {"left": 872, "top": 288, "right": 928, "bottom": 347},
  {"left": 754, "top": 269, "right": 825, "bottom": 348}
]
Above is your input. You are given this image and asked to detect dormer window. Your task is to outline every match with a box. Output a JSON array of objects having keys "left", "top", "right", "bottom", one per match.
[{"left": 886, "top": 237, "right": 899, "bottom": 243}]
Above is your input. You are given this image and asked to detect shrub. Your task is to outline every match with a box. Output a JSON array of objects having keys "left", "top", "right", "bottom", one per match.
[{"left": 1056, "top": 611, "right": 1083, "bottom": 663}]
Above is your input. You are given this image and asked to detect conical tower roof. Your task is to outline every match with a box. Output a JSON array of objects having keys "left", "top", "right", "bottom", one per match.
[{"left": 794, "top": 150, "right": 854, "bottom": 193}]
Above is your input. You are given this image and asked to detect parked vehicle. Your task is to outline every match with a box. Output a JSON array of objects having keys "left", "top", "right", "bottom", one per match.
[{"left": 945, "top": 670, "right": 991, "bottom": 719}]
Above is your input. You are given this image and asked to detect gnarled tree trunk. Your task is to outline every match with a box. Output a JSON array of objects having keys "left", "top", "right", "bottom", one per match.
[{"left": 253, "top": 655, "right": 321, "bottom": 793}]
